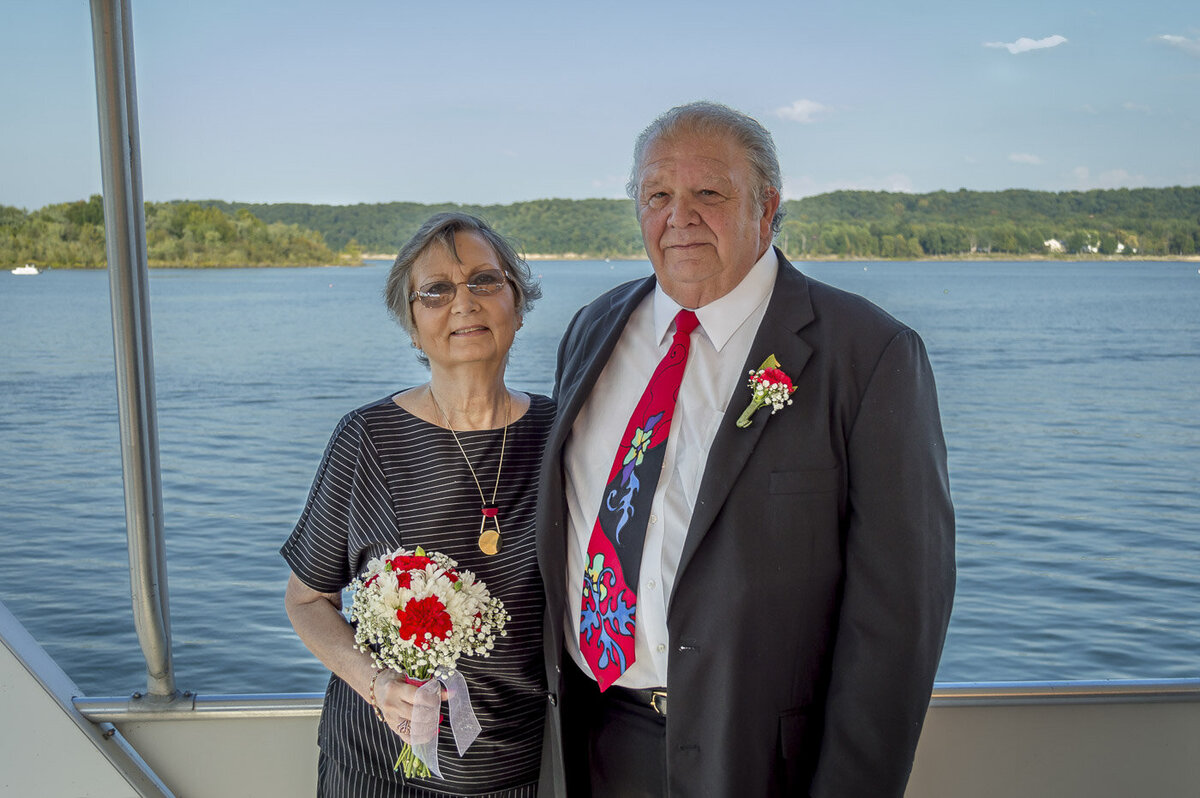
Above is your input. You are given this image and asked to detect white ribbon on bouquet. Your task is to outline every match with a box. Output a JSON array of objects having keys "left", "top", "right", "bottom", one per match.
[{"left": 408, "top": 669, "right": 481, "bottom": 779}]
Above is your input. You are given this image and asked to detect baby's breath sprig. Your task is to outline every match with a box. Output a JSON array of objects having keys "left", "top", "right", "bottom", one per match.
[{"left": 736, "top": 354, "right": 797, "bottom": 428}]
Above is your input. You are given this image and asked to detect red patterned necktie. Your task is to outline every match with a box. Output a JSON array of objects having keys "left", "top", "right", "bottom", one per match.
[{"left": 580, "top": 309, "right": 700, "bottom": 690}]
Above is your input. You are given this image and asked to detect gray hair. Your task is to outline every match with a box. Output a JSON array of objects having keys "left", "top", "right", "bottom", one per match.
[
  {"left": 384, "top": 212, "right": 541, "bottom": 365},
  {"left": 625, "top": 101, "right": 786, "bottom": 234}
]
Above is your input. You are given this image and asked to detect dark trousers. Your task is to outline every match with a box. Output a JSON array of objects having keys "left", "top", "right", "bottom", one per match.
[{"left": 562, "top": 658, "right": 668, "bottom": 797}]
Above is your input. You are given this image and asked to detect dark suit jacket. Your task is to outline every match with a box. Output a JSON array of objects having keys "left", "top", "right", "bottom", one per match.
[{"left": 537, "top": 250, "right": 955, "bottom": 797}]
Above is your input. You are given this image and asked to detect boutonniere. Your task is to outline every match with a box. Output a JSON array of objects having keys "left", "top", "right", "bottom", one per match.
[{"left": 736, "top": 354, "right": 797, "bottom": 428}]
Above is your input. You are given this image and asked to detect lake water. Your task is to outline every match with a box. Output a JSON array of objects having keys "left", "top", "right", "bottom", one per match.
[{"left": 2, "top": 259, "right": 1198, "bottom": 696}]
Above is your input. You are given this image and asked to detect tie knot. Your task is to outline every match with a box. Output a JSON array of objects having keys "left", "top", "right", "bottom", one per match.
[{"left": 674, "top": 309, "right": 699, "bottom": 337}]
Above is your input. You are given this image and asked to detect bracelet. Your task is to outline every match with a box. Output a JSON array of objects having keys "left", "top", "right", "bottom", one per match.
[{"left": 368, "top": 669, "right": 386, "bottom": 723}]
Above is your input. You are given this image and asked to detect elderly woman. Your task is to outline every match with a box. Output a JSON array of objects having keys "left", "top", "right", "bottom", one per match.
[{"left": 282, "top": 212, "right": 553, "bottom": 797}]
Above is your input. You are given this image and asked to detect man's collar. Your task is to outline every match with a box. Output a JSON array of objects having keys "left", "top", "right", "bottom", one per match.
[{"left": 653, "top": 247, "right": 779, "bottom": 350}]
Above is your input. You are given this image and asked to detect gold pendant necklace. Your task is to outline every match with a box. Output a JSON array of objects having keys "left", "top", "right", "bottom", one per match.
[{"left": 431, "top": 389, "right": 509, "bottom": 556}]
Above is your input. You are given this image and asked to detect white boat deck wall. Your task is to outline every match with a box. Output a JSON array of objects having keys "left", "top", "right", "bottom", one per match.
[
  {"left": 6, "top": 597, "right": 1199, "bottom": 797},
  {"left": 117, "top": 714, "right": 319, "bottom": 796},
  {"left": 910, "top": 691, "right": 1200, "bottom": 797},
  {"left": 0, "top": 602, "right": 171, "bottom": 798},
  {"left": 103, "top": 685, "right": 1200, "bottom": 798}
]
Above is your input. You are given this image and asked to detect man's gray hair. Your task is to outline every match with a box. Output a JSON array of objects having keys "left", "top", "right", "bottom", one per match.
[{"left": 626, "top": 101, "right": 786, "bottom": 234}]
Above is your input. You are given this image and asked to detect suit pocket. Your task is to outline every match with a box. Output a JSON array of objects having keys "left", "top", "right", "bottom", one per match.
[
  {"left": 777, "top": 707, "right": 818, "bottom": 792},
  {"left": 768, "top": 467, "right": 841, "bottom": 495}
]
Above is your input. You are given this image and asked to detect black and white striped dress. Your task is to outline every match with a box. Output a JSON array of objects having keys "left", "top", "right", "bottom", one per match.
[{"left": 281, "top": 393, "right": 554, "bottom": 798}]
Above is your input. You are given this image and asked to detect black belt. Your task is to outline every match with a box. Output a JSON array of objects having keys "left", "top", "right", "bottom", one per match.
[{"left": 604, "top": 685, "right": 668, "bottom": 716}]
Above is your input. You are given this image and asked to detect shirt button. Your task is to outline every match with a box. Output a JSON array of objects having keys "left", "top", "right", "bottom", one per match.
[
  {"left": 649, "top": 514, "right": 658, "bottom": 524},
  {"left": 657, "top": 644, "right": 666, "bottom": 653},
  {"left": 648, "top": 579, "right": 657, "bottom": 590}
]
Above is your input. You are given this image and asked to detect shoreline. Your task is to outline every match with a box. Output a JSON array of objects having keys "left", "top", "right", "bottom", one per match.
[
  {"left": 15, "top": 253, "right": 1200, "bottom": 270},
  {"left": 792, "top": 253, "right": 1200, "bottom": 263},
  {"left": 357, "top": 252, "right": 1200, "bottom": 264}
]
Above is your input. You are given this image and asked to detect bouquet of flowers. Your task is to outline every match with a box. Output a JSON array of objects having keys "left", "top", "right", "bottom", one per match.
[
  {"left": 349, "top": 546, "right": 508, "bottom": 779},
  {"left": 736, "top": 354, "right": 797, "bottom": 428}
]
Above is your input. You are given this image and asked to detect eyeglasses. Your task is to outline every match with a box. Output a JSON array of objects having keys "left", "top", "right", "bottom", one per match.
[{"left": 409, "top": 269, "right": 510, "bottom": 309}]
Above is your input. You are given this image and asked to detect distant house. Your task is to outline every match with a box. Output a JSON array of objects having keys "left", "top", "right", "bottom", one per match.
[{"left": 1044, "top": 238, "right": 1066, "bottom": 253}]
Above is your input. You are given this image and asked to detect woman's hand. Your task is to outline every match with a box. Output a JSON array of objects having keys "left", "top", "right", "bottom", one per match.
[
  {"left": 284, "top": 573, "right": 450, "bottom": 745},
  {"left": 372, "top": 670, "right": 414, "bottom": 742},
  {"left": 371, "top": 670, "right": 447, "bottom": 744}
]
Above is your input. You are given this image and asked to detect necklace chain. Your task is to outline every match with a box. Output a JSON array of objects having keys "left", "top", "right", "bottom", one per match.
[{"left": 429, "top": 388, "right": 509, "bottom": 511}]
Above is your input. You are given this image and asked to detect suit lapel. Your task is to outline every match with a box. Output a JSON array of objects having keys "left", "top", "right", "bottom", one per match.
[
  {"left": 672, "top": 254, "right": 816, "bottom": 596},
  {"left": 549, "top": 277, "right": 656, "bottom": 454}
]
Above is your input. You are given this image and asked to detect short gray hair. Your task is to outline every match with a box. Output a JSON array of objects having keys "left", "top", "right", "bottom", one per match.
[
  {"left": 383, "top": 213, "right": 541, "bottom": 364},
  {"left": 626, "top": 101, "right": 785, "bottom": 234}
]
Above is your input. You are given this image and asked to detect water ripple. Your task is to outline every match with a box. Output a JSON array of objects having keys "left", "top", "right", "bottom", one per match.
[{"left": 3, "top": 260, "right": 1198, "bottom": 693}]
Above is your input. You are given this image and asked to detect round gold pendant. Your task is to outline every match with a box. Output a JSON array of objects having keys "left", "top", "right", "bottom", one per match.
[{"left": 478, "top": 528, "right": 502, "bottom": 556}]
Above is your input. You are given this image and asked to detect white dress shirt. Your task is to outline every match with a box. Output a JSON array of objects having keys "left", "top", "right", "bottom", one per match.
[{"left": 564, "top": 248, "right": 779, "bottom": 688}]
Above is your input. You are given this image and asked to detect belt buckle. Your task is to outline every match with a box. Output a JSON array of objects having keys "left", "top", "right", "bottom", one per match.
[{"left": 649, "top": 689, "right": 667, "bottom": 716}]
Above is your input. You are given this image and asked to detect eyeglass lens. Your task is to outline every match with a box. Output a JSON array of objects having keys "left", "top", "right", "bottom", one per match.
[{"left": 412, "top": 269, "right": 507, "bottom": 308}]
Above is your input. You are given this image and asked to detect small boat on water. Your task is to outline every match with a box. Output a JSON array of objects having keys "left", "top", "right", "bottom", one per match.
[{"left": 11, "top": 263, "right": 39, "bottom": 275}]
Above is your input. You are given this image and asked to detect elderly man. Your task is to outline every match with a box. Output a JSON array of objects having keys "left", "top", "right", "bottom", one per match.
[{"left": 536, "top": 101, "right": 955, "bottom": 797}]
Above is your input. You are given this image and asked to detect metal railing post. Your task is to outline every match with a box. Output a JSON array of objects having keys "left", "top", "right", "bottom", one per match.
[{"left": 89, "top": 0, "right": 175, "bottom": 700}]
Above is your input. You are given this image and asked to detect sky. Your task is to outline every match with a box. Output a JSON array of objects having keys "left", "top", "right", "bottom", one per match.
[{"left": 2, "top": 0, "right": 1198, "bottom": 211}]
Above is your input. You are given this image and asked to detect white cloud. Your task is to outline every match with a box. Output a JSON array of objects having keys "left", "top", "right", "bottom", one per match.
[
  {"left": 1101, "top": 169, "right": 1136, "bottom": 186},
  {"left": 1122, "top": 102, "right": 1152, "bottom": 114},
  {"left": 1070, "top": 166, "right": 1146, "bottom": 190},
  {"left": 590, "top": 175, "right": 627, "bottom": 189},
  {"left": 775, "top": 99, "right": 831, "bottom": 124},
  {"left": 588, "top": 175, "right": 631, "bottom": 199},
  {"left": 1009, "top": 153, "right": 1043, "bottom": 165},
  {"left": 984, "top": 35, "right": 1068, "bottom": 55},
  {"left": 1157, "top": 34, "right": 1200, "bottom": 57},
  {"left": 783, "top": 173, "right": 915, "bottom": 199}
]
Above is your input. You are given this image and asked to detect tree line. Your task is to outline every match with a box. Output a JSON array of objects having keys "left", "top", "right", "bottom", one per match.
[
  {"left": 198, "top": 198, "right": 646, "bottom": 259},
  {"left": 778, "top": 187, "right": 1200, "bottom": 258},
  {"left": 4, "top": 186, "right": 1199, "bottom": 269},
  {"left": 203, "top": 186, "right": 1200, "bottom": 259},
  {"left": 1, "top": 195, "right": 342, "bottom": 269}
]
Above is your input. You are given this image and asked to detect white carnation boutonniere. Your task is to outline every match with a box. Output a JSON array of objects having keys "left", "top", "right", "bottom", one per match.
[{"left": 736, "top": 354, "right": 797, "bottom": 428}]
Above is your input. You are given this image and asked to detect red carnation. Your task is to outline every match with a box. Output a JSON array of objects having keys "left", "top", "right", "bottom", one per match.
[
  {"left": 758, "top": 367, "right": 794, "bottom": 390},
  {"left": 395, "top": 595, "right": 453, "bottom": 646},
  {"left": 389, "top": 554, "right": 433, "bottom": 572}
]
